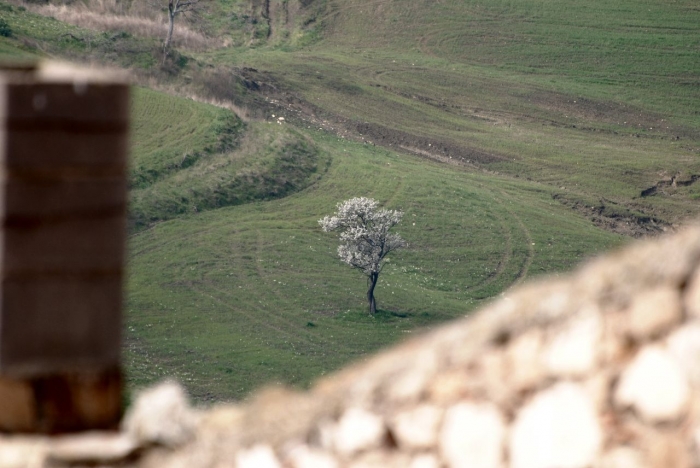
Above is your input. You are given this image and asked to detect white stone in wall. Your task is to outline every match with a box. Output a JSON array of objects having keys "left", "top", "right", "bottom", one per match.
[
  {"left": 348, "top": 451, "right": 411, "bottom": 468},
  {"left": 686, "top": 269, "right": 700, "bottom": 318},
  {"left": 46, "top": 433, "right": 138, "bottom": 465},
  {"left": 667, "top": 322, "right": 700, "bottom": 385},
  {"left": 480, "top": 349, "right": 510, "bottom": 405},
  {"left": 387, "top": 349, "right": 438, "bottom": 403},
  {"left": 544, "top": 307, "right": 600, "bottom": 377},
  {"left": 427, "top": 369, "right": 470, "bottom": 404},
  {"left": 314, "top": 419, "right": 336, "bottom": 451},
  {"left": 510, "top": 382, "right": 602, "bottom": 468},
  {"left": 439, "top": 402, "right": 505, "bottom": 468},
  {"left": 387, "top": 370, "right": 428, "bottom": 403},
  {"left": 538, "top": 288, "right": 572, "bottom": 321},
  {"left": 409, "top": 453, "right": 441, "bottom": 468},
  {"left": 600, "top": 311, "right": 627, "bottom": 364},
  {"left": 392, "top": 404, "right": 442, "bottom": 450},
  {"left": 643, "top": 431, "right": 690, "bottom": 467},
  {"left": 122, "top": 381, "right": 198, "bottom": 448},
  {"left": 0, "top": 438, "right": 47, "bottom": 468},
  {"left": 596, "top": 446, "right": 647, "bottom": 468},
  {"left": 507, "top": 329, "right": 545, "bottom": 390},
  {"left": 334, "top": 408, "right": 385, "bottom": 456},
  {"left": 285, "top": 444, "right": 339, "bottom": 468},
  {"left": 583, "top": 372, "right": 610, "bottom": 413},
  {"left": 235, "top": 445, "right": 281, "bottom": 468},
  {"left": 615, "top": 345, "right": 690, "bottom": 422},
  {"left": 627, "top": 287, "right": 682, "bottom": 339}
]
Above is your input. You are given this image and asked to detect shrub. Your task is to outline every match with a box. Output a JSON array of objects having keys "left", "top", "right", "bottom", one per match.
[{"left": 0, "top": 18, "right": 12, "bottom": 37}]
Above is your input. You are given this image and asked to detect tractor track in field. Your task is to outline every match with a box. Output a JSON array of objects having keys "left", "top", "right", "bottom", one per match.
[
  {"left": 384, "top": 175, "right": 405, "bottom": 207},
  {"left": 494, "top": 189, "right": 535, "bottom": 286},
  {"left": 459, "top": 202, "right": 513, "bottom": 295},
  {"left": 417, "top": 32, "right": 438, "bottom": 58},
  {"left": 189, "top": 282, "right": 295, "bottom": 340},
  {"left": 459, "top": 188, "right": 535, "bottom": 294}
]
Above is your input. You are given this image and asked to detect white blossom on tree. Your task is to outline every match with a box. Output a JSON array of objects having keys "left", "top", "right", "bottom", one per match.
[{"left": 319, "top": 197, "right": 407, "bottom": 314}]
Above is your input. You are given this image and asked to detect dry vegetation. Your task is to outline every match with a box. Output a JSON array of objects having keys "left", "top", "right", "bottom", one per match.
[
  {"left": 3, "top": 0, "right": 697, "bottom": 404},
  {"left": 29, "top": 0, "right": 219, "bottom": 50}
]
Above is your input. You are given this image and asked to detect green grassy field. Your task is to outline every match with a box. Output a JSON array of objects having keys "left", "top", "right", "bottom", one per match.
[
  {"left": 125, "top": 129, "right": 622, "bottom": 401},
  {"left": 208, "top": 0, "right": 700, "bottom": 228},
  {"left": 130, "top": 88, "right": 323, "bottom": 231},
  {"left": 314, "top": 0, "right": 700, "bottom": 121},
  {"left": 0, "top": 0, "right": 697, "bottom": 403}
]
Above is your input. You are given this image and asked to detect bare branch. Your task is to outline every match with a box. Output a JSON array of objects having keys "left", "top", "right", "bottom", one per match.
[{"left": 161, "top": 0, "right": 206, "bottom": 61}]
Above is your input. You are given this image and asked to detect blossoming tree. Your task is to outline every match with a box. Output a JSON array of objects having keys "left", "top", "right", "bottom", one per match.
[{"left": 319, "top": 197, "right": 407, "bottom": 314}]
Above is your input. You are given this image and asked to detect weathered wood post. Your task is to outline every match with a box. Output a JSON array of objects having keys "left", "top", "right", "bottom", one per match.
[{"left": 0, "top": 62, "right": 128, "bottom": 432}]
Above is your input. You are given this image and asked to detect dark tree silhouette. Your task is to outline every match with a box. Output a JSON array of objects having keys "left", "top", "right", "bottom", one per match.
[{"left": 162, "top": 0, "right": 201, "bottom": 62}]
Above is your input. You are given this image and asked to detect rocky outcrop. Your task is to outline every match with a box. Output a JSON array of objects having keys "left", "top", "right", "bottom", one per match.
[{"left": 3, "top": 225, "right": 700, "bottom": 467}]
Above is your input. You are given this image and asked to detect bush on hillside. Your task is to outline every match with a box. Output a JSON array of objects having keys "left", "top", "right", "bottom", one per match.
[{"left": 0, "top": 18, "right": 12, "bottom": 37}]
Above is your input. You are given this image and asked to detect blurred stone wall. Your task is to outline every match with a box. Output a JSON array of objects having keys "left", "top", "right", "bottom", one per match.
[{"left": 4, "top": 225, "right": 700, "bottom": 468}]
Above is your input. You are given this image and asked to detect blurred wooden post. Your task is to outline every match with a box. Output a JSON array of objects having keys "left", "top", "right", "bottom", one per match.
[{"left": 0, "top": 62, "right": 128, "bottom": 432}]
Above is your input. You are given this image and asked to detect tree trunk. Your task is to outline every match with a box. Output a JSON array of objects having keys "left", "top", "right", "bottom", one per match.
[
  {"left": 163, "top": 1, "right": 175, "bottom": 62},
  {"left": 367, "top": 272, "right": 379, "bottom": 314}
]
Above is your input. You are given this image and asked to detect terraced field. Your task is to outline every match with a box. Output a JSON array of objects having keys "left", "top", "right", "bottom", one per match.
[{"left": 130, "top": 88, "right": 322, "bottom": 231}]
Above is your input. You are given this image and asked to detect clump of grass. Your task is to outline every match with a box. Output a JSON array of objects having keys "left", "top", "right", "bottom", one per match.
[{"left": 0, "top": 18, "right": 12, "bottom": 37}]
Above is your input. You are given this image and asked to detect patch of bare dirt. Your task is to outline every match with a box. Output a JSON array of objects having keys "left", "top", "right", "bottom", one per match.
[
  {"left": 552, "top": 194, "right": 671, "bottom": 238},
  {"left": 368, "top": 82, "right": 503, "bottom": 126},
  {"left": 217, "top": 67, "right": 509, "bottom": 167},
  {"left": 352, "top": 121, "right": 506, "bottom": 164}
]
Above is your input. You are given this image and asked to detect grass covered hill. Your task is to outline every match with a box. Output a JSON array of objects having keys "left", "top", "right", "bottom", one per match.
[
  {"left": 129, "top": 87, "right": 322, "bottom": 231},
  {"left": 0, "top": 0, "right": 697, "bottom": 402},
  {"left": 125, "top": 129, "right": 621, "bottom": 401},
  {"left": 212, "top": 0, "right": 700, "bottom": 233}
]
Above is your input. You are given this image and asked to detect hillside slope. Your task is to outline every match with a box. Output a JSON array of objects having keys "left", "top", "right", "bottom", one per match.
[
  {"left": 125, "top": 130, "right": 622, "bottom": 401},
  {"left": 130, "top": 87, "right": 323, "bottom": 231},
  {"left": 204, "top": 0, "right": 700, "bottom": 233},
  {"left": 0, "top": 0, "right": 697, "bottom": 402}
]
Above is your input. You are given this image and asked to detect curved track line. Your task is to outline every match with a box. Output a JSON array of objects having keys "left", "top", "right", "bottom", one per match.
[
  {"left": 493, "top": 189, "right": 535, "bottom": 286},
  {"left": 384, "top": 175, "right": 405, "bottom": 207},
  {"left": 417, "top": 32, "right": 438, "bottom": 58},
  {"left": 456, "top": 186, "right": 535, "bottom": 295},
  {"left": 460, "top": 200, "right": 513, "bottom": 294},
  {"left": 189, "top": 283, "right": 298, "bottom": 340}
]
